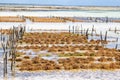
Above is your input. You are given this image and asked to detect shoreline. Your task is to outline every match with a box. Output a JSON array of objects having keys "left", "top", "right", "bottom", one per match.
[{"left": 0, "top": 5, "right": 120, "bottom": 11}]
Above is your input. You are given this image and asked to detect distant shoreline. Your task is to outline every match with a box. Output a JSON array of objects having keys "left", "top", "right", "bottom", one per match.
[{"left": 0, "top": 4, "right": 120, "bottom": 11}]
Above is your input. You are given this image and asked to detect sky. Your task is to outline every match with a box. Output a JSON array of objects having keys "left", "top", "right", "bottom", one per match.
[{"left": 0, "top": 0, "right": 120, "bottom": 6}]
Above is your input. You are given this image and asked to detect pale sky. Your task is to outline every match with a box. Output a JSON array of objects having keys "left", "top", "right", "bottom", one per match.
[{"left": 0, "top": 0, "right": 120, "bottom": 6}]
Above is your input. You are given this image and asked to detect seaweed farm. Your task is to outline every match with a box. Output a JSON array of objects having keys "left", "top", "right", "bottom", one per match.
[{"left": 0, "top": 9, "right": 120, "bottom": 80}]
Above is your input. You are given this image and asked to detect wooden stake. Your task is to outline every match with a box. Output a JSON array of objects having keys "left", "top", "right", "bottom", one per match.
[
  {"left": 104, "top": 31, "right": 107, "bottom": 41},
  {"left": 72, "top": 26, "right": 74, "bottom": 34},
  {"left": 91, "top": 25, "right": 94, "bottom": 36},
  {"left": 115, "top": 44, "right": 118, "bottom": 49},
  {"left": 81, "top": 24, "right": 83, "bottom": 35},
  {"left": 116, "top": 37, "right": 118, "bottom": 42},
  {"left": 69, "top": 26, "right": 70, "bottom": 33},
  {"left": 86, "top": 28, "right": 89, "bottom": 39}
]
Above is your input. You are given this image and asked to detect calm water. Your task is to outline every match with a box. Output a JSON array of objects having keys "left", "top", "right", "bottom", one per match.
[{"left": 0, "top": 10, "right": 120, "bottom": 17}]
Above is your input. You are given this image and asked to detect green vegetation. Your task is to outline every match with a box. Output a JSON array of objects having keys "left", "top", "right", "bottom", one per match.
[
  {"left": 58, "top": 52, "right": 85, "bottom": 57},
  {"left": 90, "top": 53, "right": 96, "bottom": 56},
  {"left": 38, "top": 53, "right": 52, "bottom": 57}
]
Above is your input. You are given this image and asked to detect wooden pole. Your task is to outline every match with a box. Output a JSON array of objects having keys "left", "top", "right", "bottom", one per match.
[
  {"left": 72, "top": 26, "right": 74, "bottom": 34},
  {"left": 86, "top": 28, "right": 89, "bottom": 39},
  {"left": 91, "top": 25, "right": 94, "bottom": 36},
  {"left": 116, "top": 37, "right": 118, "bottom": 42},
  {"left": 115, "top": 44, "right": 118, "bottom": 49},
  {"left": 100, "top": 31, "right": 103, "bottom": 46},
  {"left": 69, "top": 26, "right": 70, "bottom": 33},
  {"left": 1, "top": 26, "right": 25, "bottom": 78},
  {"left": 81, "top": 24, "right": 83, "bottom": 35},
  {"left": 77, "top": 26, "right": 79, "bottom": 35},
  {"left": 115, "top": 27, "right": 117, "bottom": 33},
  {"left": 104, "top": 31, "right": 107, "bottom": 41}
]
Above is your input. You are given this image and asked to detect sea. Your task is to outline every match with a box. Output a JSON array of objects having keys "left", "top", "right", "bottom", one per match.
[{"left": 0, "top": 10, "right": 120, "bottom": 17}]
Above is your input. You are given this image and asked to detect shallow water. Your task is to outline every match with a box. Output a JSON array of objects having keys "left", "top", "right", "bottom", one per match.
[
  {"left": 0, "top": 10, "right": 120, "bottom": 17},
  {"left": 0, "top": 69, "right": 120, "bottom": 80},
  {"left": 0, "top": 10, "right": 120, "bottom": 80}
]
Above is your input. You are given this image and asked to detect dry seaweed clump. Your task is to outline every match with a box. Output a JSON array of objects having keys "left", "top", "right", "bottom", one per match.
[
  {"left": 14, "top": 31, "right": 120, "bottom": 71},
  {"left": 23, "top": 55, "right": 30, "bottom": 59},
  {"left": 0, "top": 16, "right": 25, "bottom": 22},
  {"left": 98, "top": 57, "right": 113, "bottom": 62},
  {"left": 98, "top": 57, "right": 108, "bottom": 62},
  {"left": 18, "top": 56, "right": 120, "bottom": 71},
  {"left": 115, "top": 55, "right": 120, "bottom": 61},
  {"left": 0, "top": 29, "right": 13, "bottom": 34},
  {"left": 58, "top": 57, "right": 93, "bottom": 70},
  {"left": 85, "top": 63, "right": 120, "bottom": 70},
  {"left": 58, "top": 57, "right": 120, "bottom": 70},
  {"left": 26, "top": 16, "right": 83, "bottom": 22},
  {"left": 26, "top": 16, "right": 66, "bottom": 22},
  {"left": 15, "top": 58, "right": 23, "bottom": 62},
  {"left": 19, "top": 32, "right": 88, "bottom": 44},
  {"left": 19, "top": 57, "right": 61, "bottom": 71}
]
